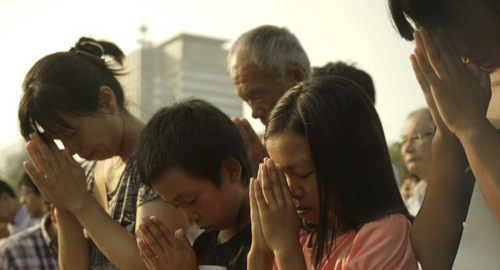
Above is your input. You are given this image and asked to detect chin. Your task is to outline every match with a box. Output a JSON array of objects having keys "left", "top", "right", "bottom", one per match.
[
  {"left": 479, "top": 63, "right": 500, "bottom": 72},
  {"left": 87, "top": 152, "right": 113, "bottom": 161}
]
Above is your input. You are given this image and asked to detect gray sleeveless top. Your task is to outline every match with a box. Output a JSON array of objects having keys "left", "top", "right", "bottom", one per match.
[{"left": 83, "top": 154, "right": 157, "bottom": 270}]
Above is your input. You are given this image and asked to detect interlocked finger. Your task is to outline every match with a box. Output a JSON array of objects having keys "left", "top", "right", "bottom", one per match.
[
  {"left": 31, "top": 134, "right": 61, "bottom": 169},
  {"left": 414, "top": 47, "right": 443, "bottom": 89},
  {"left": 26, "top": 141, "right": 52, "bottom": 177},
  {"left": 260, "top": 163, "right": 278, "bottom": 206},
  {"left": 411, "top": 54, "right": 434, "bottom": 106},
  {"left": 253, "top": 178, "right": 269, "bottom": 215},
  {"left": 140, "top": 222, "right": 166, "bottom": 256},
  {"left": 23, "top": 162, "right": 50, "bottom": 201},
  {"left": 419, "top": 28, "right": 451, "bottom": 80},
  {"left": 137, "top": 239, "right": 161, "bottom": 270},
  {"left": 276, "top": 165, "right": 293, "bottom": 205},
  {"left": 249, "top": 178, "right": 262, "bottom": 224},
  {"left": 150, "top": 216, "right": 181, "bottom": 250},
  {"left": 266, "top": 159, "right": 285, "bottom": 207},
  {"left": 440, "top": 31, "right": 467, "bottom": 72}
]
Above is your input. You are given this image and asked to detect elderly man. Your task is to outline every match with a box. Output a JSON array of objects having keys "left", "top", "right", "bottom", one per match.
[
  {"left": 400, "top": 108, "right": 435, "bottom": 216},
  {"left": 228, "top": 25, "right": 310, "bottom": 124}
]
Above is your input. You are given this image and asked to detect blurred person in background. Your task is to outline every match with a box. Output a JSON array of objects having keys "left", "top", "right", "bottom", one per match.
[
  {"left": 0, "top": 179, "right": 36, "bottom": 237},
  {"left": 0, "top": 178, "right": 58, "bottom": 270},
  {"left": 312, "top": 61, "right": 376, "bottom": 104},
  {"left": 18, "top": 173, "right": 49, "bottom": 220},
  {"left": 400, "top": 174, "right": 420, "bottom": 203},
  {"left": 400, "top": 108, "right": 435, "bottom": 216}
]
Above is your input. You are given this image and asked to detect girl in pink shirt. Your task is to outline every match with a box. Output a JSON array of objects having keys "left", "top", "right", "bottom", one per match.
[{"left": 248, "top": 76, "right": 418, "bottom": 270}]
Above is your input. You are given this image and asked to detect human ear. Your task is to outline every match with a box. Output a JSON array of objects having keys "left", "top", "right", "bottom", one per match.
[
  {"left": 287, "top": 65, "right": 307, "bottom": 84},
  {"left": 0, "top": 192, "right": 9, "bottom": 202},
  {"left": 220, "top": 157, "right": 243, "bottom": 184},
  {"left": 97, "top": 86, "right": 118, "bottom": 114}
]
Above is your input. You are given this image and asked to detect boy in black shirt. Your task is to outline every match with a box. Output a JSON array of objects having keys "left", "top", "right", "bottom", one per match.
[{"left": 136, "top": 99, "right": 253, "bottom": 270}]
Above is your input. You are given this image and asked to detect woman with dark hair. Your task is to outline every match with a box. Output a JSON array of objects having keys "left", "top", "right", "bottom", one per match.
[
  {"left": 247, "top": 77, "right": 417, "bottom": 270},
  {"left": 20, "top": 37, "right": 186, "bottom": 270},
  {"left": 389, "top": 0, "right": 500, "bottom": 268}
]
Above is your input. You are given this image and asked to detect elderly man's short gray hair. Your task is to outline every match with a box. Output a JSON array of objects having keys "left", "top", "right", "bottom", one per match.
[{"left": 228, "top": 25, "right": 311, "bottom": 79}]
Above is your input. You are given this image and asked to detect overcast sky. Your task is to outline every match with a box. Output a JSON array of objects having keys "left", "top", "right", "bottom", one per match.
[{"left": 0, "top": 0, "right": 425, "bottom": 148}]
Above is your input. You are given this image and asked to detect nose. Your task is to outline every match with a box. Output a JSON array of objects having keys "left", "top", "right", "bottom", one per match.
[
  {"left": 182, "top": 208, "right": 201, "bottom": 223},
  {"left": 401, "top": 140, "right": 415, "bottom": 154},
  {"left": 287, "top": 177, "right": 304, "bottom": 199},
  {"left": 248, "top": 102, "right": 266, "bottom": 120},
  {"left": 19, "top": 195, "right": 26, "bottom": 205},
  {"left": 61, "top": 140, "right": 81, "bottom": 156},
  {"left": 251, "top": 108, "right": 264, "bottom": 120}
]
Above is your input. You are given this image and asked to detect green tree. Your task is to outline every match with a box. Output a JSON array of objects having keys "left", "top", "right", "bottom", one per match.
[{"left": 388, "top": 142, "right": 406, "bottom": 179}]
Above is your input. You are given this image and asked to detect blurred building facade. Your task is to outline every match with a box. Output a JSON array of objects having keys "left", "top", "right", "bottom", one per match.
[{"left": 120, "top": 28, "right": 241, "bottom": 121}]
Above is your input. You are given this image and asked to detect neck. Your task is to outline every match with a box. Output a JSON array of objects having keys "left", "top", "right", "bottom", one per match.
[
  {"left": 487, "top": 71, "right": 500, "bottom": 128},
  {"left": 45, "top": 219, "right": 58, "bottom": 248},
  {"left": 117, "top": 112, "right": 144, "bottom": 162},
  {"left": 219, "top": 188, "right": 250, "bottom": 243},
  {"left": 9, "top": 202, "right": 21, "bottom": 224}
]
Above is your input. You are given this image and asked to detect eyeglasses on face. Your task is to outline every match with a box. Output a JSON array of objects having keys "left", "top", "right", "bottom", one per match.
[{"left": 399, "top": 132, "right": 434, "bottom": 148}]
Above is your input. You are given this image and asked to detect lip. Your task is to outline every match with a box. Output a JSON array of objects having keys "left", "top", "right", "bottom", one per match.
[
  {"left": 468, "top": 55, "right": 498, "bottom": 71},
  {"left": 406, "top": 157, "right": 420, "bottom": 163},
  {"left": 296, "top": 207, "right": 313, "bottom": 218},
  {"left": 471, "top": 58, "right": 491, "bottom": 70},
  {"left": 478, "top": 61, "right": 498, "bottom": 72}
]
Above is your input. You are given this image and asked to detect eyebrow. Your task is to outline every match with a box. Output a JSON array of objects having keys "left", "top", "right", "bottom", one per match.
[
  {"left": 171, "top": 193, "right": 195, "bottom": 203},
  {"left": 282, "top": 158, "right": 312, "bottom": 169}
]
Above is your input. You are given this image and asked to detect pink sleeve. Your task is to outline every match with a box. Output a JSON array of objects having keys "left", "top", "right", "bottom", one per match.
[{"left": 344, "top": 214, "right": 418, "bottom": 270}]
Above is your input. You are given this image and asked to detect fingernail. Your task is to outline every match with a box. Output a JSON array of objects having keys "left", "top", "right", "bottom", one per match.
[{"left": 151, "top": 216, "right": 159, "bottom": 224}]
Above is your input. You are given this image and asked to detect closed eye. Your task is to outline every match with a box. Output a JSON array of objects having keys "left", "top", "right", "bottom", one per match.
[
  {"left": 188, "top": 196, "right": 198, "bottom": 205},
  {"left": 298, "top": 172, "right": 313, "bottom": 178}
]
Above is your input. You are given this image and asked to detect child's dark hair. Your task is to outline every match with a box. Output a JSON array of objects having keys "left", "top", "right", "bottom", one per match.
[
  {"left": 0, "top": 179, "right": 16, "bottom": 198},
  {"left": 18, "top": 37, "right": 126, "bottom": 141},
  {"left": 137, "top": 99, "right": 252, "bottom": 188},
  {"left": 312, "top": 61, "right": 376, "bottom": 104},
  {"left": 18, "top": 173, "right": 40, "bottom": 195},
  {"left": 265, "top": 76, "right": 411, "bottom": 267},
  {"left": 389, "top": 0, "right": 498, "bottom": 41}
]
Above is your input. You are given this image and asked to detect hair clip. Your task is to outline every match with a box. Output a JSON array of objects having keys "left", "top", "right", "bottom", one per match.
[
  {"left": 79, "top": 41, "right": 105, "bottom": 57},
  {"left": 70, "top": 40, "right": 105, "bottom": 62}
]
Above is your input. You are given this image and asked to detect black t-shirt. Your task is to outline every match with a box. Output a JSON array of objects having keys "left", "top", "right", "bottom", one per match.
[{"left": 193, "top": 225, "right": 251, "bottom": 270}]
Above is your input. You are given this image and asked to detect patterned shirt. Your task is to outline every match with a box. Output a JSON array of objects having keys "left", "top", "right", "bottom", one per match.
[
  {"left": 0, "top": 215, "right": 58, "bottom": 270},
  {"left": 83, "top": 154, "right": 157, "bottom": 270}
]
